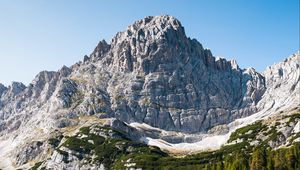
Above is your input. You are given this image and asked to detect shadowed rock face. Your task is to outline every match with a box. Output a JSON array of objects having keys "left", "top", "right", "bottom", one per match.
[
  {"left": 0, "top": 15, "right": 297, "bottom": 138},
  {"left": 0, "top": 84, "right": 7, "bottom": 97}
]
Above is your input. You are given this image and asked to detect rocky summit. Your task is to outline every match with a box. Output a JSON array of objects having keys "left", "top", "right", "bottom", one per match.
[{"left": 0, "top": 15, "right": 299, "bottom": 170}]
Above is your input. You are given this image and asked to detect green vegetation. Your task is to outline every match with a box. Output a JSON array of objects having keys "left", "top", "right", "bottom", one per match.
[
  {"left": 48, "top": 138, "right": 61, "bottom": 147},
  {"left": 89, "top": 133, "right": 106, "bottom": 145},
  {"left": 30, "top": 161, "right": 43, "bottom": 170},
  {"left": 228, "top": 121, "right": 267, "bottom": 142},
  {"left": 79, "top": 126, "right": 90, "bottom": 135},
  {"left": 289, "top": 132, "right": 300, "bottom": 144},
  {"left": 112, "top": 119, "right": 300, "bottom": 170},
  {"left": 48, "top": 133, "right": 63, "bottom": 147},
  {"left": 264, "top": 126, "right": 283, "bottom": 144},
  {"left": 286, "top": 113, "right": 300, "bottom": 124},
  {"left": 43, "top": 117, "right": 300, "bottom": 170},
  {"left": 112, "top": 141, "right": 300, "bottom": 170},
  {"left": 63, "top": 136, "right": 94, "bottom": 154},
  {"left": 58, "top": 126, "right": 167, "bottom": 168}
]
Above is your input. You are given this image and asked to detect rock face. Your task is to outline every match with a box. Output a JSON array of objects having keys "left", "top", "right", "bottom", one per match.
[
  {"left": 82, "top": 15, "right": 266, "bottom": 132},
  {"left": 257, "top": 53, "right": 300, "bottom": 112},
  {"left": 0, "top": 15, "right": 299, "bottom": 169}
]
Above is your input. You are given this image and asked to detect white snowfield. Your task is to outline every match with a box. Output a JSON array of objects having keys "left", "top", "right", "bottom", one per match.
[{"left": 141, "top": 134, "right": 230, "bottom": 154}]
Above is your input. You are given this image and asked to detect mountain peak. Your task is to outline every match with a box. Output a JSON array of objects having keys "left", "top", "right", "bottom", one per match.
[
  {"left": 129, "top": 15, "right": 183, "bottom": 32},
  {"left": 110, "top": 15, "right": 186, "bottom": 48},
  {"left": 89, "top": 15, "right": 191, "bottom": 73}
]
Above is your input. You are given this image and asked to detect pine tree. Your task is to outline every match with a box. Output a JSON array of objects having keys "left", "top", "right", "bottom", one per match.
[
  {"left": 286, "top": 148, "right": 296, "bottom": 169},
  {"left": 216, "top": 161, "right": 223, "bottom": 170},
  {"left": 250, "top": 147, "right": 267, "bottom": 170},
  {"left": 266, "top": 150, "right": 274, "bottom": 170}
]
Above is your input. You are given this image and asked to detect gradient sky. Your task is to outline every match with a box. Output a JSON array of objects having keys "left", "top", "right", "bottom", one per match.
[{"left": 0, "top": 0, "right": 299, "bottom": 86}]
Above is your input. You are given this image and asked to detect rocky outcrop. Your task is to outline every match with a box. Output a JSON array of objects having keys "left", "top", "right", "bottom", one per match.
[
  {"left": 14, "top": 141, "right": 45, "bottom": 166},
  {"left": 1, "top": 82, "right": 26, "bottom": 100}
]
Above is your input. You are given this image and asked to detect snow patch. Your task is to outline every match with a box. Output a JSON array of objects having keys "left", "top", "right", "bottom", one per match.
[
  {"left": 141, "top": 134, "right": 230, "bottom": 154},
  {"left": 293, "top": 121, "right": 300, "bottom": 133}
]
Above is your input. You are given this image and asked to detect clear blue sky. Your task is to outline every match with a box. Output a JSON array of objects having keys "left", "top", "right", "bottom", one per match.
[{"left": 0, "top": 0, "right": 299, "bottom": 86}]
